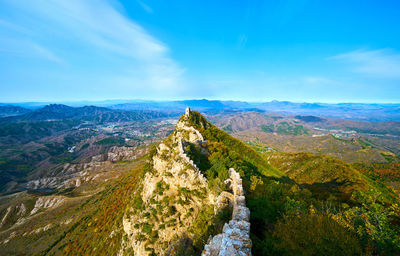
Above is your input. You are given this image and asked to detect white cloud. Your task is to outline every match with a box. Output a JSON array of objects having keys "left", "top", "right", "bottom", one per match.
[
  {"left": 1, "top": 0, "right": 184, "bottom": 91},
  {"left": 329, "top": 49, "right": 400, "bottom": 79}
]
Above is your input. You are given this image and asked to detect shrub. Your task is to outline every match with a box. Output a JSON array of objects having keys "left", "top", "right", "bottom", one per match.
[
  {"left": 142, "top": 223, "right": 153, "bottom": 234},
  {"left": 273, "top": 213, "right": 363, "bottom": 256}
]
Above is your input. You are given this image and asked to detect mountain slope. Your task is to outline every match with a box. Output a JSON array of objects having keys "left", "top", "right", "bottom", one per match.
[
  {"left": 37, "top": 108, "right": 283, "bottom": 255},
  {"left": 0, "top": 105, "right": 31, "bottom": 117},
  {"left": 118, "top": 108, "right": 281, "bottom": 255},
  {"left": 63, "top": 109, "right": 400, "bottom": 255},
  {"left": 266, "top": 152, "right": 398, "bottom": 202},
  {"left": 1, "top": 108, "right": 399, "bottom": 255}
]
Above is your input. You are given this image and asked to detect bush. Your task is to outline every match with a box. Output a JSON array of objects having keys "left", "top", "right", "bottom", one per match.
[
  {"left": 142, "top": 223, "right": 153, "bottom": 234},
  {"left": 336, "top": 190, "right": 400, "bottom": 254},
  {"left": 273, "top": 213, "right": 362, "bottom": 256}
]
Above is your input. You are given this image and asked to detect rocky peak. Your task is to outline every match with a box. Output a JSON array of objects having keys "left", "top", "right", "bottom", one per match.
[
  {"left": 120, "top": 109, "right": 253, "bottom": 255},
  {"left": 120, "top": 109, "right": 216, "bottom": 255}
]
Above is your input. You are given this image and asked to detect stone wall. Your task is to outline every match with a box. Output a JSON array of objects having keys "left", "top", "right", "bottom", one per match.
[
  {"left": 120, "top": 110, "right": 216, "bottom": 256},
  {"left": 178, "top": 138, "right": 208, "bottom": 184},
  {"left": 202, "top": 168, "right": 252, "bottom": 256}
]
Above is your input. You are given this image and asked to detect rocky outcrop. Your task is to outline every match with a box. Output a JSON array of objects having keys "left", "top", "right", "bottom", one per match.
[
  {"left": 121, "top": 108, "right": 253, "bottom": 256},
  {"left": 0, "top": 207, "right": 12, "bottom": 229},
  {"left": 107, "top": 146, "right": 146, "bottom": 162},
  {"left": 202, "top": 168, "right": 252, "bottom": 256},
  {"left": 121, "top": 107, "right": 216, "bottom": 256},
  {"left": 23, "top": 146, "right": 147, "bottom": 192},
  {"left": 30, "top": 196, "right": 65, "bottom": 215},
  {"left": 0, "top": 203, "right": 28, "bottom": 229}
]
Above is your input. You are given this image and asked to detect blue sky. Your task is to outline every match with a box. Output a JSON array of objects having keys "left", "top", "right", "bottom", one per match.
[{"left": 0, "top": 0, "right": 399, "bottom": 103}]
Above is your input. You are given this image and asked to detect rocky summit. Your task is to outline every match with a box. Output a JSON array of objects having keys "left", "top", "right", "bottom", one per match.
[
  {"left": 120, "top": 108, "right": 217, "bottom": 255},
  {"left": 120, "top": 108, "right": 252, "bottom": 255}
]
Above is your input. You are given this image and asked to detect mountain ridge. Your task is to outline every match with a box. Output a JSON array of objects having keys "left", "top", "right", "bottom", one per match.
[
  {"left": 3, "top": 100, "right": 400, "bottom": 121},
  {"left": 0, "top": 104, "right": 169, "bottom": 124}
]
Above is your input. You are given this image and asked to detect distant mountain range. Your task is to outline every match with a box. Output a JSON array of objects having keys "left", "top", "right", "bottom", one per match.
[
  {"left": 0, "top": 105, "right": 32, "bottom": 117},
  {"left": 109, "top": 100, "right": 400, "bottom": 121},
  {"left": 0, "top": 104, "right": 170, "bottom": 124},
  {"left": 1, "top": 99, "right": 400, "bottom": 121}
]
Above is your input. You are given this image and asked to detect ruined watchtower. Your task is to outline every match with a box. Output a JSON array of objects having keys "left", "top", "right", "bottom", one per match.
[{"left": 185, "top": 107, "right": 191, "bottom": 118}]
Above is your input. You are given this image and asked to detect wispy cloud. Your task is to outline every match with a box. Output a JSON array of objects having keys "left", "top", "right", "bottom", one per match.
[
  {"left": 329, "top": 49, "right": 400, "bottom": 79},
  {"left": 0, "top": 17, "right": 63, "bottom": 64},
  {"left": 0, "top": 37, "right": 64, "bottom": 64},
  {"left": 0, "top": 0, "right": 184, "bottom": 91},
  {"left": 0, "top": 18, "right": 30, "bottom": 34},
  {"left": 137, "top": 0, "right": 153, "bottom": 13},
  {"left": 31, "top": 43, "right": 65, "bottom": 65}
]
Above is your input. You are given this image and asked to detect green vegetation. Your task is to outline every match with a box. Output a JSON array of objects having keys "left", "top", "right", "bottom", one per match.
[
  {"left": 80, "top": 143, "right": 89, "bottom": 150},
  {"left": 336, "top": 190, "right": 400, "bottom": 254},
  {"left": 273, "top": 212, "right": 363, "bottom": 256},
  {"left": 182, "top": 111, "right": 400, "bottom": 255},
  {"left": 0, "top": 119, "right": 79, "bottom": 143},
  {"left": 43, "top": 160, "right": 146, "bottom": 256},
  {"left": 222, "top": 124, "right": 232, "bottom": 132},
  {"left": 94, "top": 137, "right": 125, "bottom": 146},
  {"left": 275, "top": 122, "right": 310, "bottom": 135},
  {"left": 380, "top": 153, "right": 400, "bottom": 163},
  {"left": 4, "top": 110, "right": 398, "bottom": 256},
  {"left": 359, "top": 138, "right": 373, "bottom": 149},
  {"left": 261, "top": 124, "right": 274, "bottom": 133},
  {"left": 260, "top": 122, "right": 310, "bottom": 135}
]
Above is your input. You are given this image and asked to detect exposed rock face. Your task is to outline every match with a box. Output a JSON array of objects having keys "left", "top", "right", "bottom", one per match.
[
  {"left": 0, "top": 202, "right": 29, "bottom": 230},
  {"left": 0, "top": 207, "right": 12, "bottom": 229},
  {"left": 107, "top": 146, "right": 146, "bottom": 162},
  {"left": 30, "top": 196, "right": 65, "bottom": 215},
  {"left": 22, "top": 146, "right": 147, "bottom": 192},
  {"left": 121, "top": 108, "right": 216, "bottom": 256},
  {"left": 202, "top": 168, "right": 252, "bottom": 256}
]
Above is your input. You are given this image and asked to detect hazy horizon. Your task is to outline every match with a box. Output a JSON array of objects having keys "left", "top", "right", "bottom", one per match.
[{"left": 1, "top": 98, "right": 400, "bottom": 105}]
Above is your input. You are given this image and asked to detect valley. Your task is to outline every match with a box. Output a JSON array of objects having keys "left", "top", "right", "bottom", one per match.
[{"left": 0, "top": 103, "right": 399, "bottom": 255}]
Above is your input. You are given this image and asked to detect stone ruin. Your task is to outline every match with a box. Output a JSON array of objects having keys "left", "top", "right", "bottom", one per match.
[
  {"left": 185, "top": 106, "right": 191, "bottom": 117},
  {"left": 202, "top": 168, "right": 252, "bottom": 256}
]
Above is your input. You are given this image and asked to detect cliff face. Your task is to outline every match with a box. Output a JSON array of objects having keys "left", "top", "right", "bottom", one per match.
[
  {"left": 120, "top": 108, "right": 217, "bottom": 255},
  {"left": 202, "top": 168, "right": 252, "bottom": 256}
]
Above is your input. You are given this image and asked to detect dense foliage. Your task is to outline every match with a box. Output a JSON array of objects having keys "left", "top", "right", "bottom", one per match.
[{"left": 183, "top": 111, "right": 400, "bottom": 255}]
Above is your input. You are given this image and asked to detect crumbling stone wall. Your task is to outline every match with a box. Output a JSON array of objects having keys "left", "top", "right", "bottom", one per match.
[{"left": 202, "top": 168, "right": 252, "bottom": 256}]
